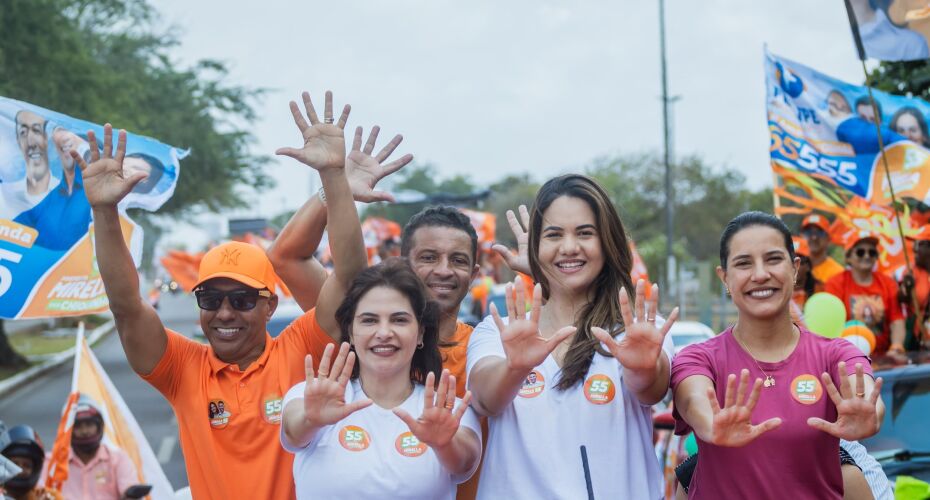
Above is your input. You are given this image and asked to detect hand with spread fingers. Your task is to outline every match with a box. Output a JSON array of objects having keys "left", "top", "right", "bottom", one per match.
[
  {"left": 276, "top": 90, "right": 351, "bottom": 171},
  {"left": 703, "top": 369, "right": 782, "bottom": 447},
  {"left": 490, "top": 277, "right": 577, "bottom": 374},
  {"left": 345, "top": 126, "right": 413, "bottom": 203},
  {"left": 491, "top": 205, "right": 531, "bottom": 276},
  {"left": 807, "top": 362, "right": 883, "bottom": 440},
  {"left": 592, "top": 280, "right": 678, "bottom": 373},
  {"left": 302, "top": 343, "right": 372, "bottom": 428},
  {"left": 393, "top": 370, "right": 472, "bottom": 449},
  {"left": 72, "top": 124, "right": 147, "bottom": 208}
]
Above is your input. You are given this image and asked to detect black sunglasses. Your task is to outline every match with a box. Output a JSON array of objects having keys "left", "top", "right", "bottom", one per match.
[
  {"left": 801, "top": 227, "right": 827, "bottom": 239},
  {"left": 854, "top": 248, "right": 878, "bottom": 259},
  {"left": 194, "top": 288, "right": 272, "bottom": 311}
]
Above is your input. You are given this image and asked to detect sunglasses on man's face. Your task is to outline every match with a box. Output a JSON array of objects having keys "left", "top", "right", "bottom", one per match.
[
  {"left": 194, "top": 288, "right": 272, "bottom": 311},
  {"left": 853, "top": 248, "right": 879, "bottom": 259},
  {"left": 801, "top": 228, "right": 828, "bottom": 239}
]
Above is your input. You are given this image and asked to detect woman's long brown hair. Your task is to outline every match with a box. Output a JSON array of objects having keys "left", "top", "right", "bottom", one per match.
[{"left": 527, "top": 174, "right": 635, "bottom": 391}]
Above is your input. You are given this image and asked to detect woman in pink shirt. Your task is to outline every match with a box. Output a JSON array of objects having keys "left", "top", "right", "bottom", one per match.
[{"left": 671, "top": 212, "right": 885, "bottom": 499}]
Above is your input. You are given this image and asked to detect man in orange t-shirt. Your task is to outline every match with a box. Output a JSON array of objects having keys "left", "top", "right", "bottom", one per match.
[
  {"left": 78, "top": 93, "right": 367, "bottom": 499},
  {"left": 824, "top": 231, "right": 905, "bottom": 355},
  {"left": 801, "top": 214, "right": 845, "bottom": 284}
]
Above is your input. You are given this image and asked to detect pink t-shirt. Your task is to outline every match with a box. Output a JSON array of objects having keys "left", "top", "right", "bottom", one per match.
[
  {"left": 670, "top": 326, "right": 872, "bottom": 500},
  {"left": 52, "top": 444, "right": 138, "bottom": 500}
]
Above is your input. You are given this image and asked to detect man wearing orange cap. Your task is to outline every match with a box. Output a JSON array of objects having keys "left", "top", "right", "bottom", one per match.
[
  {"left": 825, "top": 230, "right": 906, "bottom": 356},
  {"left": 801, "top": 214, "right": 845, "bottom": 284},
  {"left": 900, "top": 225, "right": 930, "bottom": 348},
  {"left": 72, "top": 91, "right": 368, "bottom": 500}
]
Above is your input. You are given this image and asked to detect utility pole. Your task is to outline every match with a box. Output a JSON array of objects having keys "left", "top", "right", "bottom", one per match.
[{"left": 659, "top": 0, "right": 675, "bottom": 309}]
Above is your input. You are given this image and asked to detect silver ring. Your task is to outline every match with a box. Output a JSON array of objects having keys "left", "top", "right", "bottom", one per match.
[{"left": 324, "top": 117, "right": 334, "bottom": 124}]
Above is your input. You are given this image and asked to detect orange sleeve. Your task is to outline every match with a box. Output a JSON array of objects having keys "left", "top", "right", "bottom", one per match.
[
  {"left": 278, "top": 308, "right": 335, "bottom": 365},
  {"left": 139, "top": 329, "right": 204, "bottom": 401}
]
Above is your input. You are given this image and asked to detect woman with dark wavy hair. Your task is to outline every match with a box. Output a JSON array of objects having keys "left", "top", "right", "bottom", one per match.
[
  {"left": 281, "top": 258, "right": 481, "bottom": 499},
  {"left": 467, "top": 174, "right": 679, "bottom": 498}
]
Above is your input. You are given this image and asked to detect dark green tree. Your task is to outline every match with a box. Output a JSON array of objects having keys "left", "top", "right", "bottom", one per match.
[{"left": 0, "top": 0, "right": 270, "bottom": 367}]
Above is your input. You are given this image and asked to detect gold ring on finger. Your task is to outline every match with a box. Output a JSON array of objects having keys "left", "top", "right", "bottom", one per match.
[
  {"left": 855, "top": 392, "right": 865, "bottom": 398},
  {"left": 324, "top": 117, "right": 334, "bottom": 124},
  {"left": 444, "top": 402, "right": 455, "bottom": 410}
]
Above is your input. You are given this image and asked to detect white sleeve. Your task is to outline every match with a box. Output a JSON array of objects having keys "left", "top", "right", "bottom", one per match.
[
  {"left": 840, "top": 439, "right": 893, "bottom": 500},
  {"left": 465, "top": 314, "right": 507, "bottom": 379},
  {"left": 452, "top": 402, "right": 483, "bottom": 484},
  {"left": 280, "top": 381, "right": 312, "bottom": 453}
]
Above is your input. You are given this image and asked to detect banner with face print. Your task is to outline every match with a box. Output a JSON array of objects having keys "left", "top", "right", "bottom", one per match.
[
  {"left": 0, "top": 96, "right": 185, "bottom": 318},
  {"left": 766, "top": 50, "right": 930, "bottom": 277}
]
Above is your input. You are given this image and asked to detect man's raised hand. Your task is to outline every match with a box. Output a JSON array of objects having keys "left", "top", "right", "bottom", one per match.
[
  {"left": 345, "top": 125, "right": 413, "bottom": 203},
  {"left": 72, "top": 124, "right": 147, "bottom": 208},
  {"left": 276, "top": 91, "right": 351, "bottom": 171}
]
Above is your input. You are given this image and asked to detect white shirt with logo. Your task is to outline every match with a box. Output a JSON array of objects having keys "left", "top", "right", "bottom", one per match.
[
  {"left": 281, "top": 379, "right": 481, "bottom": 500},
  {"left": 466, "top": 315, "right": 673, "bottom": 500}
]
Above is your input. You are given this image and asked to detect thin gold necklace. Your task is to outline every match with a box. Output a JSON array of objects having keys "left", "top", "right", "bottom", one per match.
[{"left": 732, "top": 326, "right": 796, "bottom": 388}]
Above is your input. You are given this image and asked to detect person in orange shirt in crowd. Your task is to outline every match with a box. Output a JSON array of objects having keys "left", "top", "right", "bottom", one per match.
[
  {"left": 899, "top": 225, "right": 930, "bottom": 349},
  {"left": 801, "top": 214, "right": 845, "bottom": 284},
  {"left": 825, "top": 231, "right": 906, "bottom": 356},
  {"left": 789, "top": 236, "right": 817, "bottom": 326},
  {"left": 72, "top": 91, "right": 369, "bottom": 500}
]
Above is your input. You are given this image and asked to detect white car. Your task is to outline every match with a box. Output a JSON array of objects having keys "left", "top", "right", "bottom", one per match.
[{"left": 668, "top": 321, "right": 715, "bottom": 354}]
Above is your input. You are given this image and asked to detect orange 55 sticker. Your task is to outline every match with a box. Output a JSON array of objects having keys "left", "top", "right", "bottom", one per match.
[
  {"left": 584, "top": 374, "right": 616, "bottom": 405},
  {"left": 791, "top": 374, "right": 823, "bottom": 405},
  {"left": 338, "top": 425, "right": 371, "bottom": 451},
  {"left": 395, "top": 431, "right": 427, "bottom": 457}
]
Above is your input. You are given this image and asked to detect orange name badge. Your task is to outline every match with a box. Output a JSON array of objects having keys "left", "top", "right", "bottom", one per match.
[
  {"left": 583, "top": 374, "right": 616, "bottom": 405},
  {"left": 790, "top": 374, "right": 823, "bottom": 405},
  {"left": 338, "top": 425, "right": 371, "bottom": 451},
  {"left": 395, "top": 431, "right": 427, "bottom": 458},
  {"left": 518, "top": 370, "right": 546, "bottom": 398}
]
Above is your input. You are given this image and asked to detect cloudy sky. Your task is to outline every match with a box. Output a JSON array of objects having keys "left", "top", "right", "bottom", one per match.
[{"left": 151, "top": 0, "right": 871, "bottom": 245}]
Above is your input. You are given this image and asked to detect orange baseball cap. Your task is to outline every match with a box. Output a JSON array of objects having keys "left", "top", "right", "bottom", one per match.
[
  {"left": 792, "top": 236, "right": 810, "bottom": 257},
  {"left": 801, "top": 214, "right": 830, "bottom": 233},
  {"left": 193, "top": 241, "right": 277, "bottom": 293},
  {"left": 842, "top": 230, "right": 880, "bottom": 253}
]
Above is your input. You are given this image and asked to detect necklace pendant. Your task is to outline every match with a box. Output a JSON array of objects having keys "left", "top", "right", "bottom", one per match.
[{"left": 763, "top": 376, "right": 775, "bottom": 388}]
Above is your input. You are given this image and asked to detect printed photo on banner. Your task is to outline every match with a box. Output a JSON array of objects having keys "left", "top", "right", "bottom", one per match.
[
  {"left": 848, "top": 0, "right": 930, "bottom": 61},
  {"left": 0, "top": 96, "right": 185, "bottom": 319}
]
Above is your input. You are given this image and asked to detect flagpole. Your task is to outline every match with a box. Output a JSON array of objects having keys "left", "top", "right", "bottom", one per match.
[{"left": 844, "top": 0, "right": 922, "bottom": 344}]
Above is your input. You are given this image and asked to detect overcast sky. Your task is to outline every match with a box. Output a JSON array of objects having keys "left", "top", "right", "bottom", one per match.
[{"left": 150, "top": 0, "right": 871, "bottom": 246}]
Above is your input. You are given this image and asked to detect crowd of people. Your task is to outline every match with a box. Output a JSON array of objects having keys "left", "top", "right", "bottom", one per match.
[{"left": 0, "top": 90, "right": 908, "bottom": 499}]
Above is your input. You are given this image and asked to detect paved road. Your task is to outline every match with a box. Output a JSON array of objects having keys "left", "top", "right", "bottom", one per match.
[{"left": 0, "top": 293, "right": 200, "bottom": 490}]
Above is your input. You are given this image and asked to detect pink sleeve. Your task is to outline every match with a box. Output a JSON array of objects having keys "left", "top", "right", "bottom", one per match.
[
  {"left": 113, "top": 447, "right": 140, "bottom": 496},
  {"left": 670, "top": 343, "right": 716, "bottom": 435},
  {"left": 830, "top": 338, "right": 873, "bottom": 381}
]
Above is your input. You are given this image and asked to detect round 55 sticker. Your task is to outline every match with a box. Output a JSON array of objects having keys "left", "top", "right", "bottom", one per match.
[
  {"left": 790, "top": 374, "right": 823, "bottom": 405},
  {"left": 338, "top": 425, "right": 371, "bottom": 451},
  {"left": 583, "top": 374, "right": 616, "bottom": 405},
  {"left": 395, "top": 431, "right": 427, "bottom": 457}
]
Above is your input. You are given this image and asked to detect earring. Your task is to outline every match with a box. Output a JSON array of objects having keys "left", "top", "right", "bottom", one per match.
[{"left": 417, "top": 341, "right": 424, "bottom": 349}]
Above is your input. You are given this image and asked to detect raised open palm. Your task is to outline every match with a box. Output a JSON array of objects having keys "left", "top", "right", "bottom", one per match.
[
  {"left": 345, "top": 125, "right": 413, "bottom": 203},
  {"left": 593, "top": 280, "right": 679, "bottom": 372},
  {"left": 276, "top": 91, "right": 351, "bottom": 171},
  {"left": 393, "top": 370, "right": 471, "bottom": 448},
  {"left": 704, "top": 369, "right": 782, "bottom": 447},
  {"left": 491, "top": 205, "right": 531, "bottom": 276},
  {"left": 490, "top": 277, "right": 576, "bottom": 373},
  {"left": 302, "top": 343, "right": 371, "bottom": 428},
  {"left": 807, "top": 362, "right": 883, "bottom": 441},
  {"left": 72, "top": 124, "right": 146, "bottom": 208}
]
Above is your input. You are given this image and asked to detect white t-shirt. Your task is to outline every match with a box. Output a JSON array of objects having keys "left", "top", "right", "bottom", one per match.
[
  {"left": 281, "top": 379, "right": 482, "bottom": 500},
  {"left": 466, "top": 314, "right": 674, "bottom": 500}
]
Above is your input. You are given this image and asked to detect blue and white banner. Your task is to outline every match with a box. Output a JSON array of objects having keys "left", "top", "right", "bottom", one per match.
[
  {"left": 766, "top": 49, "right": 930, "bottom": 205},
  {"left": 0, "top": 96, "right": 185, "bottom": 319}
]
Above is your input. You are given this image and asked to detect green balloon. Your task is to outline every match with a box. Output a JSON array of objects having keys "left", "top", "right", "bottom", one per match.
[
  {"left": 804, "top": 293, "right": 847, "bottom": 338},
  {"left": 684, "top": 433, "right": 698, "bottom": 455}
]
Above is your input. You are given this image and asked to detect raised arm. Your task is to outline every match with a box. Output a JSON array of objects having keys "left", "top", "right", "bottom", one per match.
[
  {"left": 269, "top": 118, "right": 411, "bottom": 314},
  {"left": 73, "top": 125, "right": 166, "bottom": 375},
  {"left": 468, "top": 278, "right": 575, "bottom": 416}
]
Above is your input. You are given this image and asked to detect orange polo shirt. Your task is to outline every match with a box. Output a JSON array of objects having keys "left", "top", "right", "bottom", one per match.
[
  {"left": 141, "top": 309, "right": 332, "bottom": 500},
  {"left": 440, "top": 321, "right": 475, "bottom": 397},
  {"left": 812, "top": 257, "right": 845, "bottom": 284}
]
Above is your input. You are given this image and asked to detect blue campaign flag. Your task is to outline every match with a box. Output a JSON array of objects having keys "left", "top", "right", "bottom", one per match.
[
  {"left": 766, "top": 49, "right": 930, "bottom": 206},
  {"left": 0, "top": 96, "right": 186, "bottom": 319}
]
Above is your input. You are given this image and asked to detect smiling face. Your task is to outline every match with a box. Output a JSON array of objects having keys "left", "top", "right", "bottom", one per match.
[
  {"left": 198, "top": 278, "right": 276, "bottom": 367},
  {"left": 16, "top": 110, "right": 49, "bottom": 189},
  {"left": 846, "top": 239, "right": 879, "bottom": 274},
  {"left": 894, "top": 112, "right": 927, "bottom": 144},
  {"left": 407, "top": 226, "right": 478, "bottom": 317},
  {"left": 828, "top": 91, "right": 851, "bottom": 118},
  {"left": 536, "top": 195, "right": 605, "bottom": 298},
  {"left": 350, "top": 286, "right": 420, "bottom": 379},
  {"left": 717, "top": 225, "right": 799, "bottom": 321}
]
